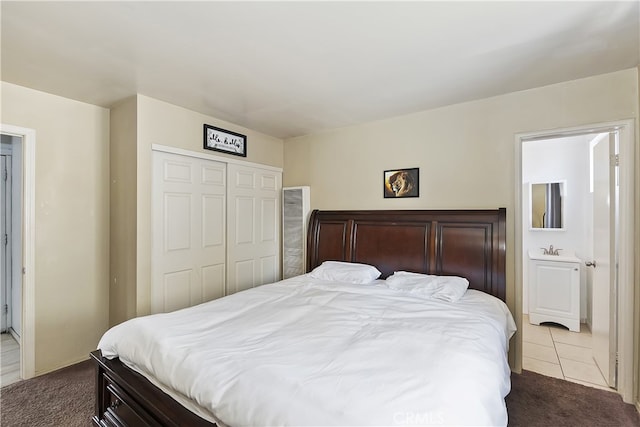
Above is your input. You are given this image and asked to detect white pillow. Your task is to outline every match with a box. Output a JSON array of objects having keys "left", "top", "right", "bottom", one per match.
[
  {"left": 385, "top": 271, "right": 439, "bottom": 295},
  {"left": 308, "top": 261, "right": 382, "bottom": 284},
  {"left": 385, "top": 271, "right": 469, "bottom": 302}
]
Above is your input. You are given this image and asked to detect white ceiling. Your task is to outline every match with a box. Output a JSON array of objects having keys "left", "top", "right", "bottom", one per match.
[{"left": 2, "top": 1, "right": 639, "bottom": 139}]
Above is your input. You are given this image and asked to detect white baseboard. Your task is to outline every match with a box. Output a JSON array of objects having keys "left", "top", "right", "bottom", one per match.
[{"left": 8, "top": 328, "right": 20, "bottom": 345}]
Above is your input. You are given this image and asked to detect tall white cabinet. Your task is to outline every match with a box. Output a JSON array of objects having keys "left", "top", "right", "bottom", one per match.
[
  {"left": 151, "top": 149, "right": 281, "bottom": 313},
  {"left": 282, "top": 186, "right": 310, "bottom": 279}
]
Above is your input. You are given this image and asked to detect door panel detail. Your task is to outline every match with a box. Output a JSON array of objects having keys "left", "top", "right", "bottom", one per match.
[
  {"left": 227, "top": 164, "right": 281, "bottom": 295},
  {"left": 152, "top": 152, "right": 226, "bottom": 313}
]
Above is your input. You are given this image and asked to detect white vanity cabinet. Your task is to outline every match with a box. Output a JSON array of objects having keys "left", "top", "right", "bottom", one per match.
[{"left": 528, "top": 251, "right": 581, "bottom": 332}]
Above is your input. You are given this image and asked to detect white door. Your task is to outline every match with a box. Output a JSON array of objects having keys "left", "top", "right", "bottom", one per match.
[
  {"left": 591, "top": 132, "right": 617, "bottom": 387},
  {"left": 151, "top": 151, "right": 227, "bottom": 313},
  {"left": 227, "top": 164, "right": 281, "bottom": 295},
  {"left": 1, "top": 155, "right": 11, "bottom": 332}
]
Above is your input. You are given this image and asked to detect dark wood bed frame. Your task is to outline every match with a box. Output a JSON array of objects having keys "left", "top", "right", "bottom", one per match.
[{"left": 91, "top": 208, "right": 506, "bottom": 426}]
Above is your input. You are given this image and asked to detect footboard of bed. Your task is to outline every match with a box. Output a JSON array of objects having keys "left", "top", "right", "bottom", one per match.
[{"left": 91, "top": 350, "right": 215, "bottom": 427}]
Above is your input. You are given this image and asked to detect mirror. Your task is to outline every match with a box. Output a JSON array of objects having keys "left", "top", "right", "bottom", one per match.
[{"left": 530, "top": 182, "right": 564, "bottom": 229}]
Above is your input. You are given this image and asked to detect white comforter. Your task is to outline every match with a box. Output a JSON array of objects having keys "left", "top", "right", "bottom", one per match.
[{"left": 98, "top": 276, "right": 516, "bottom": 426}]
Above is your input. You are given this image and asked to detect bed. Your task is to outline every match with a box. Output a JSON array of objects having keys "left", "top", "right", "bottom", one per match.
[{"left": 91, "top": 208, "right": 513, "bottom": 426}]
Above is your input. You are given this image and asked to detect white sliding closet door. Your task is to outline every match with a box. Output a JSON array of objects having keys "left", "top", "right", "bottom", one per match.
[
  {"left": 152, "top": 151, "right": 226, "bottom": 313},
  {"left": 227, "top": 164, "right": 281, "bottom": 295}
]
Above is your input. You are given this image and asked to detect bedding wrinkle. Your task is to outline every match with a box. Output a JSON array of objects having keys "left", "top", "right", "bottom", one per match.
[{"left": 98, "top": 278, "right": 515, "bottom": 426}]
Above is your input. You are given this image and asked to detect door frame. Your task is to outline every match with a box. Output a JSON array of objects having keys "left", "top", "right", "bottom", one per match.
[
  {"left": 0, "top": 124, "right": 35, "bottom": 380},
  {"left": 1, "top": 151, "right": 12, "bottom": 333},
  {"left": 514, "top": 119, "right": 635, "bottom": 403}
]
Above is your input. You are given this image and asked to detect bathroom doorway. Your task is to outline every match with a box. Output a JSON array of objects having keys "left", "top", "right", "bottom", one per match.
[{"left": 515, "top": 120, "right": 635, "bottom": 403}]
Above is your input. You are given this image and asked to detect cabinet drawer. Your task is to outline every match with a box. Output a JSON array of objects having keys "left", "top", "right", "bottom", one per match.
[{"left": 102, "top": 374, "right": 156, "bottom": 426}]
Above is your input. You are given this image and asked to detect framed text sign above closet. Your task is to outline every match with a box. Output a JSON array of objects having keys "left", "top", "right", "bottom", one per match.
[{"left": 203, "top": 124, "right": 247, "bottom": 157}]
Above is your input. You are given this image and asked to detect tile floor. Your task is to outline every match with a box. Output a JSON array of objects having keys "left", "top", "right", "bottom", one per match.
[
  {"left": 1, "top": 333, "right": 21, "bottom": 387},
  {"left": 522, "top": 315, "right": 613, "bottom": 392}
]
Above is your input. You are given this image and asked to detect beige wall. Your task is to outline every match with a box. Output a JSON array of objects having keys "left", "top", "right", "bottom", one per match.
[
  {"left": 109, "top": 96, "right": 138, "bottom": 326},
  {"left": 1, "top": 82, "right": 110, "bottom": 374},
  {"left": 636, "top": 66, "right": 640, "bottom": 410},
  {"left": 136, "top": 95, "right": 284, "bottom": 168},
  {"left": 284, "top": 68, "right": 639, "bottom": 374},
  {"left": 109, "top": 95, "right": 284, "bottom": 319}
]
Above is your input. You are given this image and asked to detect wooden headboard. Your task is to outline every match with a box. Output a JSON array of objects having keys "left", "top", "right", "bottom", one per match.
[{"left": 307, "top": 209, "right": 506, "bottom": 301}]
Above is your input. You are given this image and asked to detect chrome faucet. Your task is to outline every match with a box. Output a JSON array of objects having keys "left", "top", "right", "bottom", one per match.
[{"left": 541, "top": 245, "right": 561, "bottom": 256}]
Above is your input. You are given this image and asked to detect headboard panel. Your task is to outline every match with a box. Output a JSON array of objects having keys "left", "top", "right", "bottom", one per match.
[{"left": 307, "top": 209, "right": 506, "bottom": 301}]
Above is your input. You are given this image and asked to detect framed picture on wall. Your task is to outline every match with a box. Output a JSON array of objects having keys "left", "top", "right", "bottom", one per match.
[
  {"left": 384, "top": 167, "right": 419, "bottom": 198},
  {"left": 203, "top": 124, "right": 247, "bottom": 157}
]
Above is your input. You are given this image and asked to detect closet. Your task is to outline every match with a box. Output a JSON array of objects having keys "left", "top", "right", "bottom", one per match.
[
  {"left": 226, "top": 163, "right": 281, "bottom": 294},
  {"left": 151, "top": 149, "right": 281, "bottom": 314}
]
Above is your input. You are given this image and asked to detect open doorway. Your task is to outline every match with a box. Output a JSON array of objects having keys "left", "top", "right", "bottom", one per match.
[
  {"left": 1, "top": 133, "right": 23, "bottom": 386},
  {"left": 521, "top": 131, "right": 612, "bottom": 390},
  {"left": 0, "top": 123, "right": 36, "bottom": 383},
  {"left": 515, "top": 120, "right": 635, "bottom": 404}
]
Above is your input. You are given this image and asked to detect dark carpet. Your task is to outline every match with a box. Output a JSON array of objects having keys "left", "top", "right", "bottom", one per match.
[
  {"left": 0, "top": 360, "right": 93, "bottom": 426},
  {"left": 506, "top": 370, "right": 640, "bottom": 427},
  {"left": 1, "top": 362, "right": 638, "bottom": 426}
]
